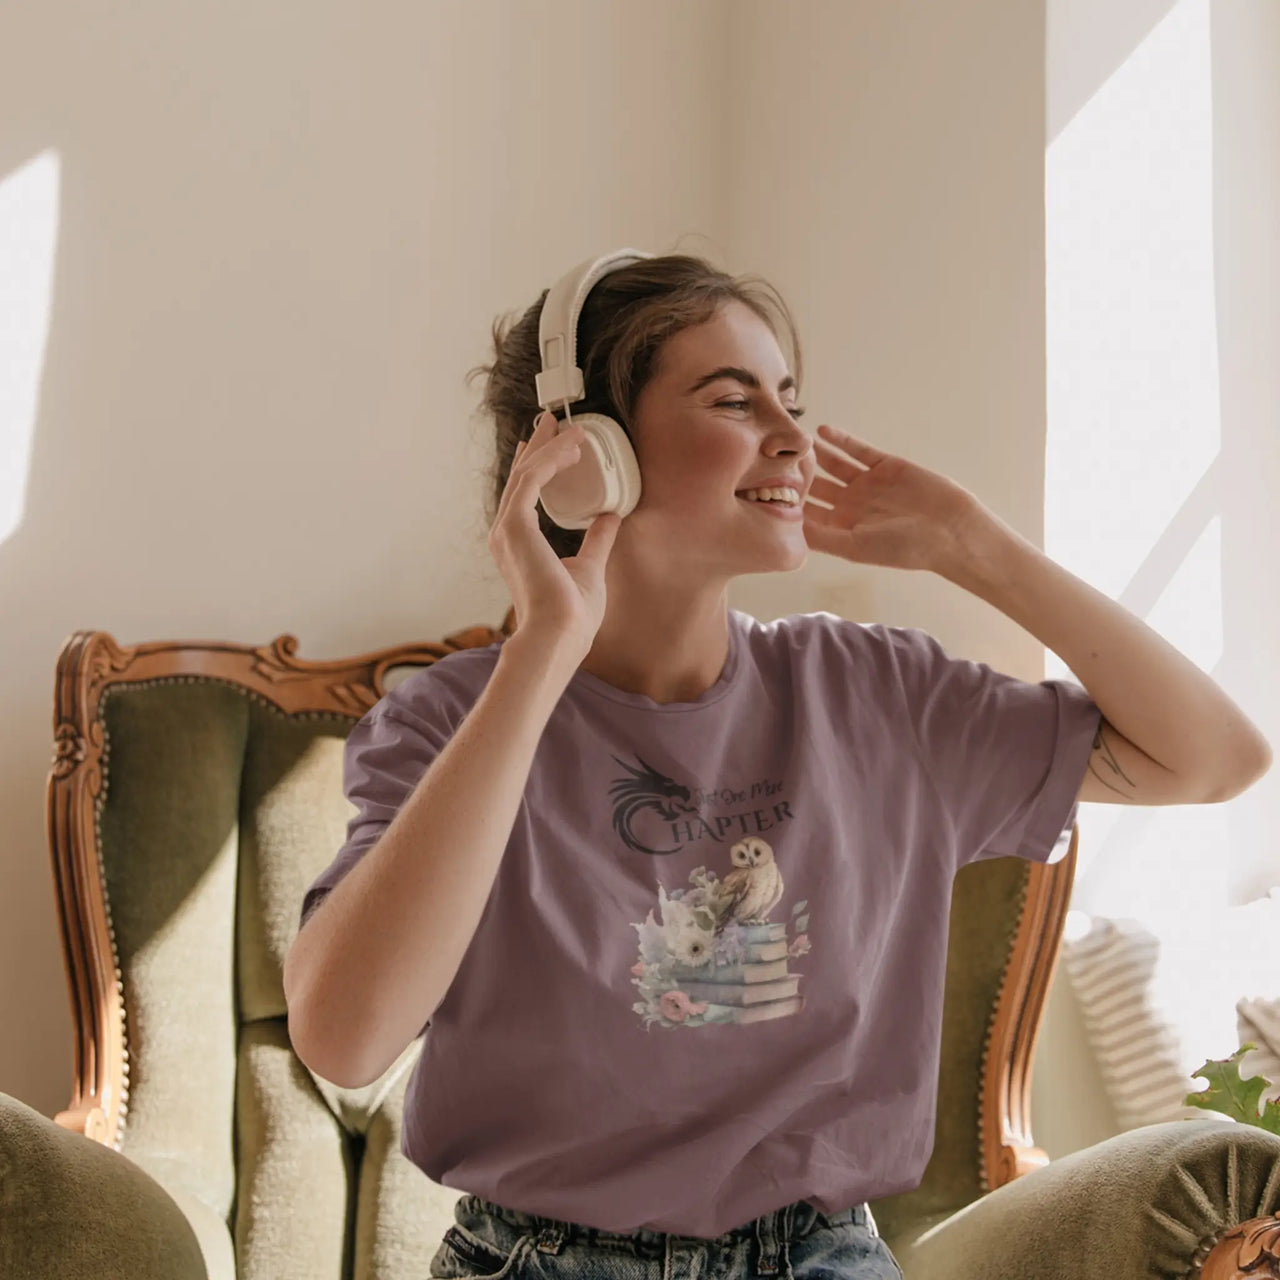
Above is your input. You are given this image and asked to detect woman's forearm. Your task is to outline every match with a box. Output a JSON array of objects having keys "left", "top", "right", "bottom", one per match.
[{"left": 937, "top": 506, "right": 1272, "bottom": 799}]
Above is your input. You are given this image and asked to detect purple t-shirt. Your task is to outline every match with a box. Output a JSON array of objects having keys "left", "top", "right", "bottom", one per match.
[{"left": 299, "top": 607, "right": 1101, "bottom": 1238}]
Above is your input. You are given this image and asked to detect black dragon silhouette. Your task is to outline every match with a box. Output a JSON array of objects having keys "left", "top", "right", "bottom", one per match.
[{"left": 606, "top": 753, "right": 704, "bottom": 855}]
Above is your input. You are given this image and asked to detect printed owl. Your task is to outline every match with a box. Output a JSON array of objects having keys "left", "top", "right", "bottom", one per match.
[{"left": 715, "top": 837, "right": 785, "bottom": 926}]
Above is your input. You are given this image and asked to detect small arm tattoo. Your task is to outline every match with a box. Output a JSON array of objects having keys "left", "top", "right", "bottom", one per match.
[{"left": 1087, "top": 720, "right": 1138, "bottom": 797}]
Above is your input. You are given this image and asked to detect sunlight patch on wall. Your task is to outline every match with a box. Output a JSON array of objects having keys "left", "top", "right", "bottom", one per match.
[
  {"left": 1044, "top": 0, "right": 1224, "bottom": 901},
  {"left": 0, "top": 149, "right": 60, "bottom": 545}
]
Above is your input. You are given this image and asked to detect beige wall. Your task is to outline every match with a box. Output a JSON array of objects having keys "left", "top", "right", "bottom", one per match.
[{"left": 1, "top": 0, "right": 1272, "bottom": 1165}]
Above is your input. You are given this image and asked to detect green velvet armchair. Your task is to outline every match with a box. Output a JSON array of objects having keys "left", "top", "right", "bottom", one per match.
[{"left": 2, "top": 618, "right": 1277, "bottom": 1280}]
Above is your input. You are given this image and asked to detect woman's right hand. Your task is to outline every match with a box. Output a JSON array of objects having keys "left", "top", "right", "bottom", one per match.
[{"left": 487, "top": 409, "right": 624, "bottom": 663}]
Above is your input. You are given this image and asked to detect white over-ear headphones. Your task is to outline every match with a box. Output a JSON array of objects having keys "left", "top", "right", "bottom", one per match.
[{"left": 533, "top": 248, "right": 651, "bottom": 530}]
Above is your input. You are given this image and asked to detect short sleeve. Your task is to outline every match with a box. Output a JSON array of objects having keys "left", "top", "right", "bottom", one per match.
[
  {"left": 299, "top": 695, "right": 459, "bottom": 934},
  {"left": 885, "top": 626, "right": 1102, "bottom": 869}
]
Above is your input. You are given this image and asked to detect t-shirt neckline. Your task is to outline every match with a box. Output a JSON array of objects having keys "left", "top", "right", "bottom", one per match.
[{"left": 565, "top": 608, "right": 746, "bottom": 712}]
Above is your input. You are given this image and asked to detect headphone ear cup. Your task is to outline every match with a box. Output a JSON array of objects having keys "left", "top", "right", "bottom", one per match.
[
  {"left": 538, "top": 413, "right": 641, "bottom": 530},
  {"left": 588, "top": 415, "right": 642, "bottom": 516}
]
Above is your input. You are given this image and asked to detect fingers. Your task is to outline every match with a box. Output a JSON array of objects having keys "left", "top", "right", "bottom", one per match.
[
  {"left": 807, "top": 475, "right": 845, "bottom": 506},
  {"left": 575, "top": 510, "right": 621, "bottom": 564},
  {"left": 517, "top": 418, "right": 584, "bottom": 489},
  {"left": 816, "top": 423, "right": 885, "bottom": 465},
  {"left": 813, "top": 435, "right": 868, "bottom": 482},
  {"left": 510, "top": 411, "right": 558, "bottom": 473},
  {"left": 495, "top": 414, "right": 555, "bottom": 526},
  {"left": 493, "top": 411, "right": 584, "bottom": 530}
]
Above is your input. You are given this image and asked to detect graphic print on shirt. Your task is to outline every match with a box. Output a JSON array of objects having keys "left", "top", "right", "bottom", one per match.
[{"left": 610, "top": 753, "right": 813, "bottom": 1031}]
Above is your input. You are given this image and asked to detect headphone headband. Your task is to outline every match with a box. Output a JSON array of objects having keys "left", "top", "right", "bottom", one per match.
[{"left": 534, "top": 248, "right": 655, "bottom": 412}]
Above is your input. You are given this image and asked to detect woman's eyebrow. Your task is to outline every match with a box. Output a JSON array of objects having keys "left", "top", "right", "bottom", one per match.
[{"left": 686, "top": 366, "right": 796, "bottom": 395}]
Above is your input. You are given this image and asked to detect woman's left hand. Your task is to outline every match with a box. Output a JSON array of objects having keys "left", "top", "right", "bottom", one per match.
[{"left": 801, "top": 423, "right": 991, "bottom": 574}]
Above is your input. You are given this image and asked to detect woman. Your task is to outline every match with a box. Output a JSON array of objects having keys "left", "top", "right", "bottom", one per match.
[{"left": 287, "top": 254, "right": 1271, "bottom": 1280}]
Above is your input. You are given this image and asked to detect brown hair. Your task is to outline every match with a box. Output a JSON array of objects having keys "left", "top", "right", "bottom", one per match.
[{"left": 464, "top": 251, "right": 804, "bottom": 560}]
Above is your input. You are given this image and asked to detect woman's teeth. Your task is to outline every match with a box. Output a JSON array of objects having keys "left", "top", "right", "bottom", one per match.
[{"left": 738, "top": 486, "right": 800, "bottom": 505}]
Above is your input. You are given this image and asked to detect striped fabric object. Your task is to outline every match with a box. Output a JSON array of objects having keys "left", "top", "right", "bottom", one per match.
[
  {"left": 1238, "top": 996, "right": 1280, "bottom": 1109},
  {"left": 1060, "top": 889, "right": 1280, "bottom": 1131}
]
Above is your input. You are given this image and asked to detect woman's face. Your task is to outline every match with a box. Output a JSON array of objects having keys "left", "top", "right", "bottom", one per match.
[{"left": 620, "top": 300, "right": 816, "bottom": 577}]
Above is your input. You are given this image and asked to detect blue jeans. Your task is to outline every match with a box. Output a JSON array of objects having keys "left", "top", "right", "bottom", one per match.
[{"left": 430, "top": 1192, "right": 906, "bottom": 1280}]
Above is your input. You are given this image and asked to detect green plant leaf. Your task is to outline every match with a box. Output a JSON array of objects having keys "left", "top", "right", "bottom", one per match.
[{"left": 1183, "top": 1042, "right": 1280, "bottom": 1135}]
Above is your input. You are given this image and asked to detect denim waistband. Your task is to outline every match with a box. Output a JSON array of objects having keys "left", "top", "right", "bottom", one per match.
[{"left": 461, "top": 1192, "right": 870, "bottom": 1250}]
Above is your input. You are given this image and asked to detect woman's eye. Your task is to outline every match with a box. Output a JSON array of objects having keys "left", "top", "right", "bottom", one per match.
[{"left": 715, "top": 399, "right": 807, "bottom": 421}]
